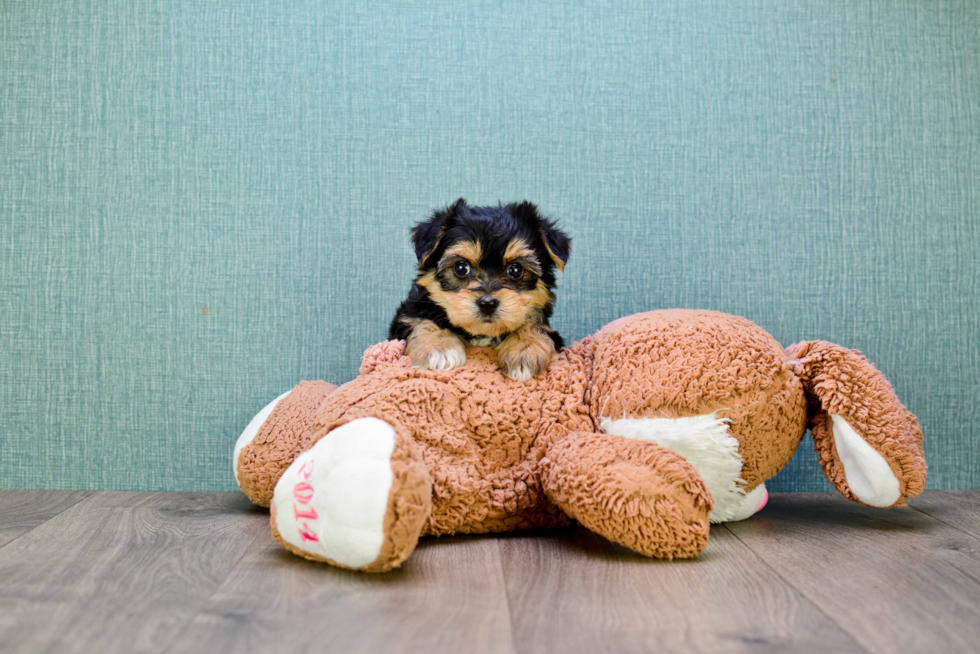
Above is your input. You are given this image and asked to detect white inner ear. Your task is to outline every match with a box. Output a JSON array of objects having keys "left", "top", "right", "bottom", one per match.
[
  {"left": 233, "top": 390, "right": 292, "bottom": 485},
  {"left": 601, "top": 413, "right": 746, "bottom": 524},
  {"left": 830, "top": 414, "right": 902, "bottom": 508}
]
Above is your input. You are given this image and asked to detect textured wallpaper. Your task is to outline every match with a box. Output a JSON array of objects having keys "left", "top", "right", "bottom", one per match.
[{"left": 1, "top": 0, "right": 978, "bottom": 492}]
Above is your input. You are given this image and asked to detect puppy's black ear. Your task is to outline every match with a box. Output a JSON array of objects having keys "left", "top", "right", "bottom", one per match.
[
  {"left": 540, "top": 219, "right": 571, "bottom": 271},
  {"left": 411, "top": 198, "right": 465, "bottom": 268},
  {"left": 510, "top": 201, "right": 571, "bottom": 272}
]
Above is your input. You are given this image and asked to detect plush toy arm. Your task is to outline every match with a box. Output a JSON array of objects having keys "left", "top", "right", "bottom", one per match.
[
  {"left": 541, "top": 428, "right": 713, "bottom": 559},
  {"left": 235, "top": 380, "right": 338, "bottom": 507},
  {"left": 785, "top": 341, "right": 926, "bottom": 508},
  {"left": 235, "top": 342, "right": 410, "bottom": 507}
]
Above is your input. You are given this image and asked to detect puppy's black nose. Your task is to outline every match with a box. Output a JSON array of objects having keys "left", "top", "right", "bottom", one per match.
[{"left": 477, "top": 296, "right": 499, "bottom": 315}]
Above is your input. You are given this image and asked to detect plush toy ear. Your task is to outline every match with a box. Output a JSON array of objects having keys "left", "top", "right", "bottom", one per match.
[
  {"left": 509, "top": 201, "right": 572, "bottom": 271},
  {"left": 411, "top": 198, "right": 465, "bottom": 268},
  {"left": 785, "top": 341, "right": 926, "bottom": 508}
]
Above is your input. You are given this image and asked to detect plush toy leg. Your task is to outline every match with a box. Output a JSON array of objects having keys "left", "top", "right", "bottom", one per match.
[
  {"left": 270, "top": 415, "right": 432, "bottom": 572},
  {"left": 601, "top": 413, "right": 767, "bottom": 524},
  {"left": 542, "top": 430, "right": 713, "bottom": 559},
  {"left": 786, "top": 341, "right": 927, "bottom": 508}
]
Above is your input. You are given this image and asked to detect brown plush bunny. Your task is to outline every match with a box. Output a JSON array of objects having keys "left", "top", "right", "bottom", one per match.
[{"left": 233, "top": 309, "right": 926, "bottom": 572}]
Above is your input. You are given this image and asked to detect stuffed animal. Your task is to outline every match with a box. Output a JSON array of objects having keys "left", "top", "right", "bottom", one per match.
[{"left": 233, "top": 309, "right": 926, "bottom": 572}]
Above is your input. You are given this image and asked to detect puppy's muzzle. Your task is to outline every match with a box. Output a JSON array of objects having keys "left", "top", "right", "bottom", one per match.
[{"left": 476, "top": 295, "right": 499, "bottom": 316}]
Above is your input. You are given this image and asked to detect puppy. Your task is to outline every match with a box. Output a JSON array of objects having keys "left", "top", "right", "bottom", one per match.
[{"left": 389, "top": 198, "right": 571, "bottom": 382}]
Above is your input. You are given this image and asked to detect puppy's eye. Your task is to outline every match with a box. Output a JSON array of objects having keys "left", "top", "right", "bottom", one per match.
[
  {"left": 453, "top": 261, "right": 471, "bottom": 277},
  {"left": 506, "top": 263, "right": 524, "bottom": 280}
]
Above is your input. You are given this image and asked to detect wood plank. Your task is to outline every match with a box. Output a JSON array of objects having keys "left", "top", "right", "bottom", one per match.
[
  {"left": 0, "top": 490, "right": 93, "bottom": 548},
  {"left": 727, "top": 492, "right": 980, "bottom": 654},
  {"left": 909, "top": 490, "right": 980, "bottom": 540},
  {"left": 1, "top": 489, "right": 976, "bottom": 653},
  {"left": 0, "top": 491, "right": 267, "bottom": 654},
  {"left": 168, "top": 533, "right": 517, "bottom": 654},
  {"left": 499, "top": 524, "right": 865, "bottom": 654}
]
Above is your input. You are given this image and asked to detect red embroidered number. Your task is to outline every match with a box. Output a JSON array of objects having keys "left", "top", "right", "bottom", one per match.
[{"left": 293, "top": 458, "right": 319, "bottom": 542}]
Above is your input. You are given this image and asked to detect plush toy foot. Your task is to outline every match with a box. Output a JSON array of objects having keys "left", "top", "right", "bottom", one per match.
[
  {"left": 543, "top": 430, "right": 712, "bottom": 559},
  {"left": 271, "top": 416, "right": 432, "bottom": 572},
  {"left": 725, "top": 483, "right": 768, "bottom": 522}
]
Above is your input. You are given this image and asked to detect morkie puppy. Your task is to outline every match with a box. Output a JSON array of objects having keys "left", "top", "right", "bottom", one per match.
[{"left": 389, "top": 198, "right": 571, "bottom": 382}]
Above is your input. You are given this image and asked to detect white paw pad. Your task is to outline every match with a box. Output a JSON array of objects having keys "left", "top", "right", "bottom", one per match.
[{"left": 272, "top": 417, "right": 396, "bottom": 568}]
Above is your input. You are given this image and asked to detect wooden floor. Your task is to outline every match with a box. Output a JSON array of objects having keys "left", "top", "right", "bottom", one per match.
[{"left": 1, "top": 491, "right": 978, "bottom": 654}]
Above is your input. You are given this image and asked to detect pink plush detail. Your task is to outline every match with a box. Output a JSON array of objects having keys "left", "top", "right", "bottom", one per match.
[
  {"left": 360, "top": 340, "right": 408, "bottom": 375},
  {"left": 756, "top": 486, "right": 769, "bottom": 513}
]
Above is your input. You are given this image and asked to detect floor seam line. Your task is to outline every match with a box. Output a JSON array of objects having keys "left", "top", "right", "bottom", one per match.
[
  {"left": 720, "top": 522, "right": 873, "bottom": 654},
  {"left": 0, "top": 490, "right": 97, "bottom": 553},
  {"left": 496, "top": 540, "right": 524, "bottom": 654},
  {"left": 907, "top": 504, "right": 980, "bottom": 542},
  {"left": 158, "top": 516, "right": 265, "bottom": 654}
]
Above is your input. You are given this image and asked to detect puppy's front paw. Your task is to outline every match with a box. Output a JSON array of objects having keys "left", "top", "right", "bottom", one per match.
[
  {"left": 497, "top": 326, "right": 555, "bottom": 382},
  {"left": 417, "top": 343, "right": 466, "bottom": 371},
  {"left": 405, "top": 321, "right": 466, "bottom": 371}
]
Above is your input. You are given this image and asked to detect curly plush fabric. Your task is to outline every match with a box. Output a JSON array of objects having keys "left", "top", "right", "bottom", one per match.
[
  {"left": 785, "top": 340, "right": 927, "bottom": 506},
  {"left": 237, "top": 380, "right": 337, "bottom": 507},
  {"left": 588, "top": 311, "right": 808, "bottom": 491},
  {"left": 313, "top": 348, "right": 580, "bottom": 535},
  {"left": 542, "top": 428, "right": 712, "bottom": 558},
  {"left": 235, "top": 309, "right": 927, "bottom": 571}
]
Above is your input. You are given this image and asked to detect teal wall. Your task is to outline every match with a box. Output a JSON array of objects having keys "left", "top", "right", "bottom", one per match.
[{"left": 2, "top": 1, "right": 978, "bottom": 492}]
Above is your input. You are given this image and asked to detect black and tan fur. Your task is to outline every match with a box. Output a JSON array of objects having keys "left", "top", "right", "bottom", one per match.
[{"left": 389, "top": 199, "right": 571, "bottom": 381}]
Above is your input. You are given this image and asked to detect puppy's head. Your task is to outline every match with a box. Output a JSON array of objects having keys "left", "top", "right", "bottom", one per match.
[{"left": 411, "top": 198, "right": 571, "bottom": 337}]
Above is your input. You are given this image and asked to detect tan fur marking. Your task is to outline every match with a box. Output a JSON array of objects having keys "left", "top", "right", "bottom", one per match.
[
  {"left": 415, "top": 270, "right": 459, "bottom": 324},
  {"left": 448, "top": 297, "right": 511, "bottom": 337},
  {"left": 496, "top": 321, "right": 556, "bottom": 381},
  {"left": 503, "top": 238, "right": 535, "bottom": 264},
  {"left": 449, "top": 283, "right": 552, "bottom": 338},
  {"left": 418, "top": 273, "right": 461, "bottom": 313},
  {"left": 441, "top": 240, "right": 482, "bottom": 265},
  {"left": 540, "top": 228, "right": 569, "bottom": 271},
  {"left": 455, "top": 289, "right": 528, "bottom": 337},
  {"left": 415, "top": 271, "right": 460, "bottom": 325},
  {"left": 525, "top": 280, "right": 554, "bottom": 310},
  {"left": 415, "top": 271, "right": 438, "bottom": 292},
  {"left": 416, "top": 251, "right": 550, "bottom": 339},
  {"left": 416, "top": 270, "right": 495, "bottom": 335}
]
